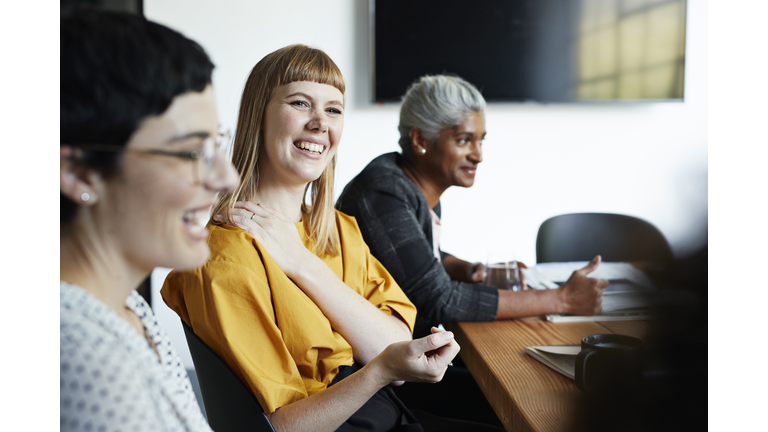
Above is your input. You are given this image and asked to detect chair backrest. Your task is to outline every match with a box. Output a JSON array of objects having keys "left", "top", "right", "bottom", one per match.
[
  {"left": 536, "top": 213, "right": 673, "bottom": 264},
  {"left": 181, "top": 322, "right": 275, "bottom": 432}
]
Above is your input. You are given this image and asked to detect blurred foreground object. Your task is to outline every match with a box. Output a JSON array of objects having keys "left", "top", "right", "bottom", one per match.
[{"left": 575, "top": 245, "right": 707, "bottom": 431}]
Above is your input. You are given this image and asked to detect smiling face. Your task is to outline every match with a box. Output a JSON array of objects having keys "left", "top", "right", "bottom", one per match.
[
  {"left": 95, "top": 85, "right": 239, "bottom": 272},
  {"left": 424, "top": 111, "right": 486, "bottom": 189},
  {"left": 259, "top": 81, "right": 344, "bottom": 188}
]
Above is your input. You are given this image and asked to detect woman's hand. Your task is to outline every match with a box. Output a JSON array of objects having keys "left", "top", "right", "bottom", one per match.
[
  {"left": 224, "top": 201, "right": 312, "bottom": 277},
  {"left": 557, "top": 255, "right": 610, "bottom": 315},
  {"left": 265, "top": 327, "right": 458, "bottom": 432},
  {"left": 370, "top": 326, "right": 460, "bottom": 386},
  {"left": 469, "top": 263, "right": 485, "bottom": 282}
]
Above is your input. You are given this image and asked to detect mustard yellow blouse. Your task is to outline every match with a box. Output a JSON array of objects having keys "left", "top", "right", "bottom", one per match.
[{"left": 161, "top": 211, "right": 417, "bottom": 413}]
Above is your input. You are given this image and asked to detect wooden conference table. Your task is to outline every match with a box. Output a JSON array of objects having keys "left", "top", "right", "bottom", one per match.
[{"left": 449, "top": 318, "right": 650, "bottom": 432}]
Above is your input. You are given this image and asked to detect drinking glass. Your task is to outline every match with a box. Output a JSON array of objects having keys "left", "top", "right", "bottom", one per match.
[{"left": 483, "top": 251, "right": 522, "bottom": 291}]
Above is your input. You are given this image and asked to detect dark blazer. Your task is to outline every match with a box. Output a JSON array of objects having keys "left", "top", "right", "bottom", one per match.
[{"left": 336, "top": 152, "right": 498, "bottom": 338}]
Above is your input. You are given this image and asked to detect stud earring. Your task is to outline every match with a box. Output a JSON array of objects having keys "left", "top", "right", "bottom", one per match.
[
  {"left": 80, "top": 192, "right": 90, "bottom": 202},
  {"left": 420, "top": 148, "right": 426, "bottom": 154}
]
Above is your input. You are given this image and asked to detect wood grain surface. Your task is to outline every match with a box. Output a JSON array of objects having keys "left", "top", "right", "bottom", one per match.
[{"left": 450, "top": 317, "right": 649, "bottom": 432}]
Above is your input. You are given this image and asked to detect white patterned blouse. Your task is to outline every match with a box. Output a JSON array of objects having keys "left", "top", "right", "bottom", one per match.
[{"left": 60, "top": 281, "right": 211, "bottom": 432}]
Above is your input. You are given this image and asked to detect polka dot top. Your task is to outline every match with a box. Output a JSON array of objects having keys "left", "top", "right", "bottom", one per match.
[{"left": 60, "top": 281, "right": 212, "bottom": 432}]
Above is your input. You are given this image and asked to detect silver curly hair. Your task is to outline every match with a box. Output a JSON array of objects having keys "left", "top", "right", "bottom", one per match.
[{"left": 398, "top": 75, "right": 486, "bottom": 153}]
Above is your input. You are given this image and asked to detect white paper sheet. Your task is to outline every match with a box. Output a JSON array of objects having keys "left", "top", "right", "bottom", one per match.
[
  {"left": 522, "top": 262, "right": 655, "bottom": 290},
  {"left": 532, "top": 345, "right": 581, "bottom": 355}
]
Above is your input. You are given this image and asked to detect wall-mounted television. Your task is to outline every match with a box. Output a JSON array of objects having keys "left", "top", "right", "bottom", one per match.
[{"left": 372, "top": 0, "right": 687, "bottom": 103}]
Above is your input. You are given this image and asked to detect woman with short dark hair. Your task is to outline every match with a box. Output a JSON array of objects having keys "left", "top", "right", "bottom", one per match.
[{"left": 60, "top": 11, "right": 239, "bottom": 431}]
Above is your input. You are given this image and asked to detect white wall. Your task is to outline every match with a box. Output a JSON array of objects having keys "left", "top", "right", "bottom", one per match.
[{"left": 145, "top": 0, "right": 707, "bottom": 369}]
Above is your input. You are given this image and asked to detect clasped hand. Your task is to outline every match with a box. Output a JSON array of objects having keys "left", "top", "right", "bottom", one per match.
[{"left": 375, "top": 326, "right": 460, "bottom": 386}]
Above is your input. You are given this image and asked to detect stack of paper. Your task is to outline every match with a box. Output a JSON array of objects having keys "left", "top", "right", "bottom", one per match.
[
  {"left": 522, "top": 262, "right": 679, "bottom": 322},
  {"left": 524, "top": 345, "right": 580, "bottom": 379},
  {"left": 522, "top": 262, "right": 655, "bottom": 291}
]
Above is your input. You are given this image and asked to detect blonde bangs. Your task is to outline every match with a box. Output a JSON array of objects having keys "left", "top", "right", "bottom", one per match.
[{"left": 280, "top": 46, "right": 345, "bottom": 96}]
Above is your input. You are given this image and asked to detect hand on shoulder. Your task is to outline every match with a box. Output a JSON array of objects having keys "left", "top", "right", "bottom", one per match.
[{"left": 224, "top": 201, "right": 315, "bottom": 277}]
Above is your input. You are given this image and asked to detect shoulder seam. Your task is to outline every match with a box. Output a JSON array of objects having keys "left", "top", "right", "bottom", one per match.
[{"left": 202, "top": 257, "right": 268, "bottom": 284}]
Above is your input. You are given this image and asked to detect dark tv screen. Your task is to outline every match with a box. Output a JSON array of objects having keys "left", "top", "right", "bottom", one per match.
[{"left": 373, "top": 0, "right": 687, "bottom": 103}]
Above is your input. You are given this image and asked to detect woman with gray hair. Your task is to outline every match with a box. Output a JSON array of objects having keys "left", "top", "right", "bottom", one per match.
[
  {"left": 336, "top": 74, "right": 607, "bottom": 425},
  {"left": 338, "top": 74, "right": 607, "bottom": 338}
]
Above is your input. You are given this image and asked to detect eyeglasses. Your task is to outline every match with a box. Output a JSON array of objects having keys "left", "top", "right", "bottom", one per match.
[{"left": 77, "top": 130, "right": 232, "bottom": 184}]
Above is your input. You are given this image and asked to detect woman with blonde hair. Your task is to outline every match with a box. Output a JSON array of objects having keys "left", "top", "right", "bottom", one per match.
[{"left": 161, "top": 45, "right": 495, "bottom": 432}]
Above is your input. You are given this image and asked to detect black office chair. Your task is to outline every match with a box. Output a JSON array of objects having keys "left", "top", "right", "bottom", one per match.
[
  {"left": 181, "top": 322, "right": 276, "bottom": 432},
  {"left": 535, "top": 213, "right": 673, "bottom": 264}
]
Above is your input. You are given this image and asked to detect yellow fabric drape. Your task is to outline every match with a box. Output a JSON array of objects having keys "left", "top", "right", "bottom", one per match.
[{"left": 162, "top": 211, "right": 416, "bottom": 413}]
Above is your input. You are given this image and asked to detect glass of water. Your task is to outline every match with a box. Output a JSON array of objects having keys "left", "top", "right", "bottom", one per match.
[{"left": 483, "top": 251, "right": 522, "bottom": 291}]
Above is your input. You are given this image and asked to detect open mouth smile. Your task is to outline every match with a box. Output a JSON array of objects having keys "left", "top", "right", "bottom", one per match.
[
  {"left": 182, "top": 206, "right": 211, "bottom": 236},
  {"left": 294, "top": 141, "right": 325, "bottom": 155}
]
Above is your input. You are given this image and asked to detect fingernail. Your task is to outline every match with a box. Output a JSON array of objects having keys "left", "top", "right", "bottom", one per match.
[{"left": 443, "top": 332, "right": 454, "bottom": 341}]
